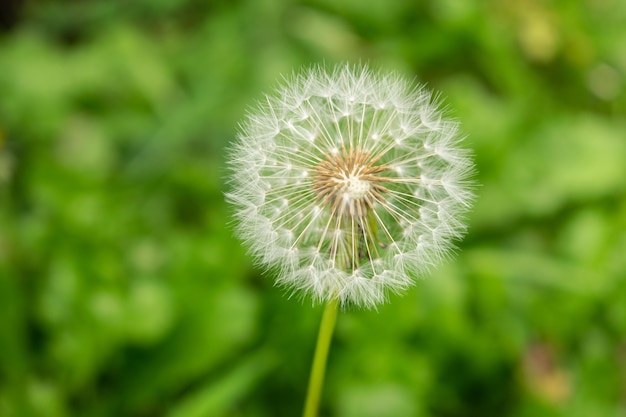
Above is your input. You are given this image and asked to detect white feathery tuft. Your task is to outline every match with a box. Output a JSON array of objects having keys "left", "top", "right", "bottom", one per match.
[{"left": 226, "top": 64, "right": 475, "bottom": 309}]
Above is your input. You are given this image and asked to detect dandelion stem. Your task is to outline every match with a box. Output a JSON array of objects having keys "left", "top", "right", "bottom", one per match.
[{"left": 302, "top": 297, "right": 339, "bottom": 417}]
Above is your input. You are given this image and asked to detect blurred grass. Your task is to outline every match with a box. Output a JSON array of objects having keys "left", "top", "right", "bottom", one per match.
[{"left": 1, "top": 0, "right": 625, "bottom": 416}]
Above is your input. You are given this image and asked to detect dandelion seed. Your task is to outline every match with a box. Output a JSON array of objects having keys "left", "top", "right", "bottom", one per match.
[{"left": 227, "top": 64, "right": 475, "bottom": 308}]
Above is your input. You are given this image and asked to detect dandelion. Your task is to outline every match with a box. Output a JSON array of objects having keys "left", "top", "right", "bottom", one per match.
[
  {"left": 227, "top": 64, "right": 474, "bottom": 308},
  {"left": 227, "top": 64, "right": 474, "bottom": 417}
]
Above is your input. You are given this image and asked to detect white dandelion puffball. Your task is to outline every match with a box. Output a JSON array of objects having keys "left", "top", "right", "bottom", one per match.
[{"left": 227, "top": 64, "right": 474, "bottom": 308}]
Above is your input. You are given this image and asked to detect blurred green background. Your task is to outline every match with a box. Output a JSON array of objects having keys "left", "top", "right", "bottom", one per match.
[{"left": 1, "top": 0, "right": 625, "bottom": 416}]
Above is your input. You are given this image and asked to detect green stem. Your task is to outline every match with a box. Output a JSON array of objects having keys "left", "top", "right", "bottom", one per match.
[{"left": 302, "top": 297, "right": 340, "bottom": 417}]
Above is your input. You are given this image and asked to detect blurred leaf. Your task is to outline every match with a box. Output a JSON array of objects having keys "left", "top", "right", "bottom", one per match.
[{"left": 167, "top": 350, "right": 276, "bottom": 417}]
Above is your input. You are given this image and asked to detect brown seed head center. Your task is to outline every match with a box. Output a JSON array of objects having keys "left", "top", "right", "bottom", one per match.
[{"left": 312, "top": 148, "right": 389, "bottom": 217}]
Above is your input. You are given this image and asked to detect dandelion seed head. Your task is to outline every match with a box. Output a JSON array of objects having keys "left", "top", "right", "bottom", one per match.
[{"left": 227, "top": 64, "right": 475, "bottom": 308}]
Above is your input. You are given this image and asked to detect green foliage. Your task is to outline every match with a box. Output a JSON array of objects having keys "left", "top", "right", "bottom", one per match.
[{"left": 1, "top": 0, "right": 625, "bottom": 416}]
